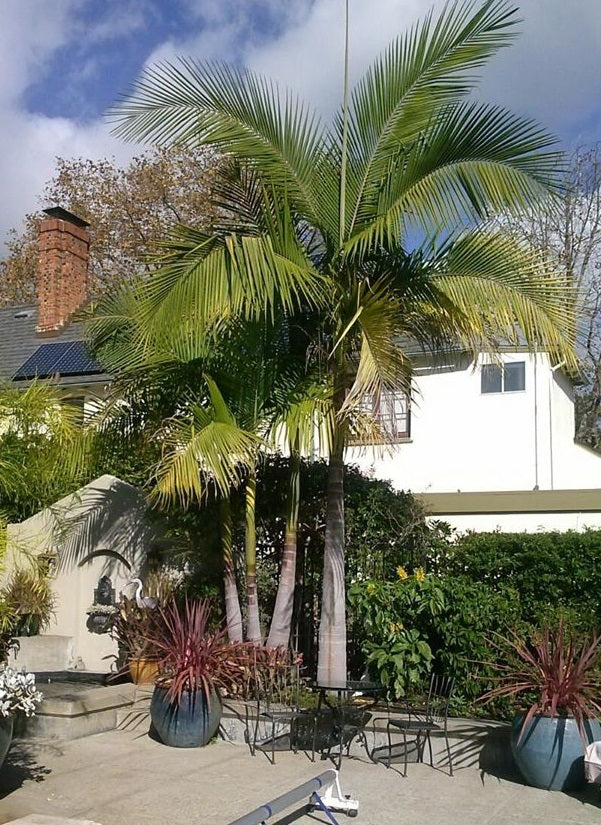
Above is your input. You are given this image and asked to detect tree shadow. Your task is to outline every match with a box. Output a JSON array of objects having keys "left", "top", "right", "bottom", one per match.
[{"left": 0, "top": 740, "right": 58, "bottom": 798}]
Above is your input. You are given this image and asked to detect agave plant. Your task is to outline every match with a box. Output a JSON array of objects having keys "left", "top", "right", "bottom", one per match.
[
  {"left": 481, "top": 621, "right": 601, "bottom": 740},
  {"left": 145, "top": 596, "right": 249, "bottom": 706}
]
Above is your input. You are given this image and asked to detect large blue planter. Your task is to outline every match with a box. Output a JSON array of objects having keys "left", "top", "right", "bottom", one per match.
[
  {"left": 0, "top": 716, "right": 13, "bottom": 770},
  {"left": 511, "top": 714, "right": 601, "bottom": 791},
  {"left": 150, "top": 686, "right": 222, "bottom": 748}
]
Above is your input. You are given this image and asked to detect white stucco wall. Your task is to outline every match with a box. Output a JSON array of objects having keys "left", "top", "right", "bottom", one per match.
[
  {"left": 348, "top": 351, "right": 601, "bottom": 496},
  {"left": 431, "top": 511, "right": 601, "bottom": 534},
  {"left": 6, "top": 474, "right": 163, "bottom": 673}
]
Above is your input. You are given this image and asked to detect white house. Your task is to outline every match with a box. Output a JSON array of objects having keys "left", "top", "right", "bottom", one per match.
[{"left": 348, "top": 348, "right": 601, "bottom": 532}]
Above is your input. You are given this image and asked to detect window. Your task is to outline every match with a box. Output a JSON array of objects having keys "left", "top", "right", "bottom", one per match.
[
  {"left": 357, "top": 390, "right": 410, "bottom": 442},
  {"left": 481, "top": 361, "right": 525, "bottom": 393}
]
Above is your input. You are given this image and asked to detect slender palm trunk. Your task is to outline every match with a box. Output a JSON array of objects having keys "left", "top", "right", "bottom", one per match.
[
  {"left": 317, "top": 425, "right": 347, "bottom": 687},
  {"left": 266, "top": 447, "right": 300, "bottom": 649},
  {"left": 220, "top": 496, "right": 243, "bottom": 643},
  {"left": 245, "top": 467, "right": 262, "bottom": 643}
]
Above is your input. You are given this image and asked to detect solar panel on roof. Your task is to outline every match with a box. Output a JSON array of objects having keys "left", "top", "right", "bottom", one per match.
[
  {"left": 12, "top": 340, "right": 102, "bottom": 380},
  {"left": 53, "top": 341, "right": 101, "bottom": 376}
]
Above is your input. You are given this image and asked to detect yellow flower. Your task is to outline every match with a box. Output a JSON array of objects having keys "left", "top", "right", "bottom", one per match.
[
  {"left": 414, "top": 566, "right": 426, "bottom": 582},
  {"left": 396, "top": 566, "right": 408, "bottom": 580},
  {"left": 366, "top": 582, "right": 377, "bottom": 595}
]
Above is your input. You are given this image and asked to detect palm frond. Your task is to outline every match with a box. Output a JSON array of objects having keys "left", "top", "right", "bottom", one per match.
[
  {"left": 345, "top": 101, "right": 559, "bottom": 259},
  {"left": 431, "top": 230, "right": 579, "bottom": 368},
  {"left": 343, "top": 0, "right": 522, "bottom": 238},
  {"left": 339, "top": 282, "right": 412, "bottom": 414},
  {"left": 111, "top": 58, "right": 323, "bottom": 218},
  {"left": 151, "top": 377, "right": 263, "bottom": 509}
]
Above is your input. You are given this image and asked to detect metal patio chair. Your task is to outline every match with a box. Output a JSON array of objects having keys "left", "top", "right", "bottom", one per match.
[
  {"left": 375, "top": 673, "right": 455, "bottom": 776},
  {"left": 248, "top": 655, "right": 310, "bottom": 764}
]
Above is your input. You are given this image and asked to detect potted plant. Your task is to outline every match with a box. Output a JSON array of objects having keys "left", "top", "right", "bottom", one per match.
[
  {"left": 0, "top": 666, "right": 42, "bottom": 769},
  {"left": 110, "top": 596, "right": 159, "bottom": 684},
  {"left": 482, "top": 621, "right": 601, "bottom": 791},
  {"left": 144, "top": 596, "right": 247, "bottom": 748}
]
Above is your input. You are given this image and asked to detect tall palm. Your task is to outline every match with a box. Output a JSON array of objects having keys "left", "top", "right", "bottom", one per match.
[{"left": 109, "top": 0, "right": 578, "bottom": 684}]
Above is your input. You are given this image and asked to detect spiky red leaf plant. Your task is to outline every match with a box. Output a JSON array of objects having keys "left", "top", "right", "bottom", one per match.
[
  {"left": 145, "top": 595, "right": 251, "bottom": 706},
  {"left": 481, "top": 621, "right": 601, "bottom": 743}
]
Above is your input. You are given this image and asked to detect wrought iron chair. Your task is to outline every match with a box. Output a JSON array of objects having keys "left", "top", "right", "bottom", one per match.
[
  {"left": 248, "top": 655, "right": 309, "bottom": 764},
  {"left": 376, "top": 673, "right": 455, "bottom": 776}
]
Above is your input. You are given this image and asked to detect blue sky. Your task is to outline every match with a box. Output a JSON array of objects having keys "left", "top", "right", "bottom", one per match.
[{"left": 1, "top": 0, "right": 600, "bottom": 251}]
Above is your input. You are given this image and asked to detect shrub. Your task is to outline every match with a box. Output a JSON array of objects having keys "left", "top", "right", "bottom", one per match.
[
  {"left": 441, "top": 530, "right": 601, "bottom": 631},
  {"left": 348, "top": 568, "right": 445, "bottom": 698}
]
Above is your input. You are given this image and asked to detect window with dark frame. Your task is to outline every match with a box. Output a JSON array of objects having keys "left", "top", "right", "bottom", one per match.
[{"left": 481, "top": 361, "right": 525, "bottom": 394}]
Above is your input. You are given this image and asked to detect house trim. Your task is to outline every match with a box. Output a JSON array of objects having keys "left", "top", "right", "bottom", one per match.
[{"left": 419, "top": 488, "right": 601, "bottom": 515}]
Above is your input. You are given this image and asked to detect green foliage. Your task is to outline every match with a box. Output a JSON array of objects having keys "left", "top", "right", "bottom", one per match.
[
  {"left": 441, "top": 530, "right": 601, "bottom": 631},
  {"left": 0, "top": 381, "right": 90, "bottom": 523},
  {"left": 1, "top": 557, "right": 55, "bottom": 637},
  {"left": 348, "top": 570, "right": 445, "bottom": 698},
  {"left": 430, "top": 576, "right": 522, "bottom": 714}
]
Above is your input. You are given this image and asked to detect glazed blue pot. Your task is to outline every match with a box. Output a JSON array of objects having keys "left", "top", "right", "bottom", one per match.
[
  {"left": 0, "top": 716, "right": 13, "bottom": 770},
  {"left": 511, "top": 714, "right": 601, "bottom": 791},
  {"left": 150, "top": 686, "right": 222, "bottom": 748}
]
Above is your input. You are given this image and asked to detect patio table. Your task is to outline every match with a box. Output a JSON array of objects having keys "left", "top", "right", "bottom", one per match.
[{"left": 311, "top": 681, "right": 382, "bottom": 769}]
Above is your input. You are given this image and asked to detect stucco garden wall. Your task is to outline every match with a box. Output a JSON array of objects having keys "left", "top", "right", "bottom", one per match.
[{"left": 6, "top": 474, "right": 164, "bottom": 673}]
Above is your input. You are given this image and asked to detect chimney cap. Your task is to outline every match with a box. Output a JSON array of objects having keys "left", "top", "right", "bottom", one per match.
[{"left": 42, "top": 206, "right": 90, "bottom": 228}]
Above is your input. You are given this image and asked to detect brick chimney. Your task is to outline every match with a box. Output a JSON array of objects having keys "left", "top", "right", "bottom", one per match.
[{"left": 37, "top": 206, "right": 90, "bottom": 334}]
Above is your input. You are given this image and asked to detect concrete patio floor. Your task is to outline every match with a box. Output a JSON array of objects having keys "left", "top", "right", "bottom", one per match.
[{"left": 0, "top": 729, "right": 600, "bottom": 825}]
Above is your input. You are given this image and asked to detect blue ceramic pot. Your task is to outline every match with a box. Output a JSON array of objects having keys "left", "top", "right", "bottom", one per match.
[
  {"left": 0, "top": 716, "right": 14, "bottom": 770},
  {"left": 150, "top": 686, "right": 222, "bottom": 748},
  {"left": 511, "top": 714, "right": 601, "bottom": 791}
]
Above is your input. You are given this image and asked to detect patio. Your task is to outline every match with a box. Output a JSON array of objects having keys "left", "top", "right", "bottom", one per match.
[{"left": 0, "top": 726, "right": 600, "bottom": 825}]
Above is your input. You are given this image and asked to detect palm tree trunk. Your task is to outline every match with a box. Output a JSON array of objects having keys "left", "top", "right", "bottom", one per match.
[
  {"left": 220, "top": 496, "right": 243, "bottom": 643},
  {"left": 245, "top": 467, "right": 262, "bottom": 643},
  {"left": 317, "top": 427, "right": 347, "bottom": 687},
  {"left": 266, "top": 447, "right": 300, "bottom": 649}
]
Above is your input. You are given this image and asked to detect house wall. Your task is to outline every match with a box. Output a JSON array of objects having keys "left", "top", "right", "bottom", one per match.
[
  {"left": 347, "top": 351, "right": 601, "bottom": 497},
  {"left": 426, "top": 511, "right": 601, "bottom": 534}
]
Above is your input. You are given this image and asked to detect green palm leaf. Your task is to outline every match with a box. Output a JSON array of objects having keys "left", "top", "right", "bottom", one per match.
[
  {"left": 111, "top": 58, "right": 323, "bottom": 218},
  {"left": 343, "top": 0, "right": 522, "bottom": 238}
]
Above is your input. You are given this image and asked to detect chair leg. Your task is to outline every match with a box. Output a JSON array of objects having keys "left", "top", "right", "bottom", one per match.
[
  {"left": 385, "top": 721, "right": 393, "bottom": 769},
  {"left": 426, "top": 730, "right": 433, "bottom": 768},
  {"left": 445, "top": 731, "right": 453, "bottom": 777},
  {"left": 402, "top": 728, "right": 408, "bottom": 777},
  {"left": 269, "top": 717, "right": 276, "bottom": 765}
]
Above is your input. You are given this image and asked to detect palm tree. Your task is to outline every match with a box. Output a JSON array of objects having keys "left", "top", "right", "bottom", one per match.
[{"left": 108, "top": 0, "right": 578, "bottom": 684}]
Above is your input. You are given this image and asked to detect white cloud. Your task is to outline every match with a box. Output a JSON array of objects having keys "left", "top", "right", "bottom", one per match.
[{"left": 0, "top": 0, "right": 600, "bottom": 257}]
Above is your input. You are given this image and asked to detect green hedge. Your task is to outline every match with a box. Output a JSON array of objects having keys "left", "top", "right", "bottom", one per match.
[{"left": 439, "top": 529, "right": 601, "bottom": 631}]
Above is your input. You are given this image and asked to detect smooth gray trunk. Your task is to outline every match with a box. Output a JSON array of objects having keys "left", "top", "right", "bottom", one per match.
[
  {"left": 317, "top": 434, "right": 347, "bottom": 687},
  {"left": 245, "top": 468, "right": 262, "bottom": 643},
  {"left": 221, "top": 496, "right": 243, "bottom": 643},
  {"left": 266, "top": 449, "right": 300, "bottom": 649}
]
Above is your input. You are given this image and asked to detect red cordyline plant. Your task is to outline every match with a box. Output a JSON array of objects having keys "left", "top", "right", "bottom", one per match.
[
  {"left": 481, "top": 621, "right": 601, "bottom": 742},
  {"left": 145, "top": 596, "right": 250, "bottom": 706}
]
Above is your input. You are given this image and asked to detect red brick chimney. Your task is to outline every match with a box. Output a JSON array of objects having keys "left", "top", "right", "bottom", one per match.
[{"left": 37, "top": 206, "right": 90, "bottom": 334}]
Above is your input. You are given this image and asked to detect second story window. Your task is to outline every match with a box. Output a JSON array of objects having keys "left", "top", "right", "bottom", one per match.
[
  {"left": 481, "top": 361, "right": 525, "bottom": 394},
  {"left": 359, "top": 389, "right": 411, "bottom": 441}
]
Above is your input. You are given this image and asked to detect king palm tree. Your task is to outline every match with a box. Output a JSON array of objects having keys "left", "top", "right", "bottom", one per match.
[{"left": 107, "top": 0, "right": 578, "bottom": 684}]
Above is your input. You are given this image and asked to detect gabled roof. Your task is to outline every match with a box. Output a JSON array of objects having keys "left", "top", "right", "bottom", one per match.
[{"left": 0, "top": 305, "right": 108, "bottom": 387}]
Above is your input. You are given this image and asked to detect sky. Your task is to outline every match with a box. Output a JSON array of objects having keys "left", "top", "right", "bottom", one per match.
[{"left": 0, "top": 0, "right": 600, "bottom": 254}]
